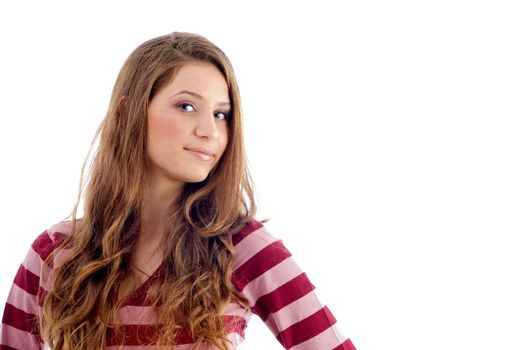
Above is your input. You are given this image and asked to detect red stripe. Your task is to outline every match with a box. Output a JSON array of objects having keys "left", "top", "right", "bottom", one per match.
[
  {"left": 232, "top": 220, "right": 263, "bottom": 246},
  {"left": 31, "top": 231, "right": 62, "bottom": 264},
  {"left": 122, "top": 266, "right": 164, "bottom": 307},
  {"left": 276, "top": 306, "right": 337, "bottom": 349},
  {"left": 232, "top": 240, "right": 292, "bottom": 291},
  {"left": 106, "top": 315, "right": 246, "bottom": 345},
  {"left": 1, "top": 303, "right": 40, "bottom": 335},
  {"left": 332, "top": 338, "right": 357, "bottom": 350},
  {"left": 0, "top": 345, "right": 20, "bottom": 350},
  {"left": 252, "top": 273, "right": 315, "bottom": 321},
  {"left": 224, "top": 314, "right": 247, "bottom": 338},
  {"left": 13, "top": 265, "right": 40, "bottom": 296}
]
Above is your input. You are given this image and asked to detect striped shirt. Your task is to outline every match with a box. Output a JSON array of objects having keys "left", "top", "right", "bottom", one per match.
[{"left": 0, "top": 219, "right": 356, "bottom": 349}]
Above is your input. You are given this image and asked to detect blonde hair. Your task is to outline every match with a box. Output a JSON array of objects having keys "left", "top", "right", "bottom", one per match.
[{"left": 41, "top": 32, "right": 259, "bottom": 349}]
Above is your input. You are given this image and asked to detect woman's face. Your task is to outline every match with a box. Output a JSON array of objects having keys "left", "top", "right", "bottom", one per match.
[{"left": 146, "top": 61, "right": 230, "bottom": 193}]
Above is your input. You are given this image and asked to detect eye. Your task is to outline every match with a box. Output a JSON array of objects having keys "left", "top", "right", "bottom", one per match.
[
  {"left": 176, "top": 102, "right": 196, "bottom": 112},
  {"left": 214, "top": 110, "right": 230, "bottom": 121}
]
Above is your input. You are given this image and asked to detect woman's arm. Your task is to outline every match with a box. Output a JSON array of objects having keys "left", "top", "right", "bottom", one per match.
[{"left": 232, "top": 220, "right": 356, "bottom": 349}]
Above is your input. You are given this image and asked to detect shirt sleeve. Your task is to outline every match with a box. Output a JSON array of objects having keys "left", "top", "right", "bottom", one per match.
[
  {"left": 0, "top": 230, "right": 58, "bottom": 350},
  {"left": 231, "top": 220, "right": 356, "bottom": 350}
]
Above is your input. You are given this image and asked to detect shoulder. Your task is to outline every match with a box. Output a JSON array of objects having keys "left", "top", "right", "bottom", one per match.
[
  {"left": 231, "top": 219, "right": 295, "bottom": 289},
  {"left": 32, "top": 221, "right": 71, "bottom": 258},
  {"left": 232, "top": 219, "right": 273, "bottom": 245},
  {"left": 25, "top": 220, "right": 76, "bottom": 274},
  {"left": 232, "top": 219, "right": 288, "bottom": 263}
]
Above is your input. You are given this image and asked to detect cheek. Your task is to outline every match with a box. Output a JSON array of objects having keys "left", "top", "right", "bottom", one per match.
[
  {"left": 147, "top": 115, "right": 184, "bottom": 155},
  {"left": 152, "top": 114, "right": 181, "bottom": 136}
]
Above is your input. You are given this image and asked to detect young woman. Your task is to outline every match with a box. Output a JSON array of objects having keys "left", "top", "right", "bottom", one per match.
[{"left": 0, "top": 32, "right": 356, "bottom": 349}]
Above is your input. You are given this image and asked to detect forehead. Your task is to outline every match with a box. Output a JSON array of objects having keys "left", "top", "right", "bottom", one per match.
[{"left": 163, "top": 61, "right": 229, "bottom": 97}]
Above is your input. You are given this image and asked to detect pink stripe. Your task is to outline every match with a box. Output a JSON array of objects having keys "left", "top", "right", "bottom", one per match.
[
  {"left": 0, "top": 324, "right": 41, "bottom": 349},
  {"left": 232, "top": 220, "right": 263, "bottom": 246},
  {"left": 232, "top": 226, "right": 279, "bottom": 271},
  {"left": 49, "top": 245, "right": 73, "bottom": 271},
  {"left": 21, "top": 246, "right": 47, "bottom": 279},
  {"left": 253, "top": 272, "right": 315, "bottom": 321},
  {"left": 232, "top": 240, "right": 292, "bottom": 291},
  {"left": 277, "top": 306, "right": 337, "bottom": 349},
  {"left": 118, "top": 302, "right": 250, "bottom": 326},
  {"left": 118, "top": 305, "right": 155, "bottom": 325},
  {"left": 240, "top": 257, "right": 303, "bottom": 304},
  {"left": 6, "top": 284, "right": 39, "bottom": 317},
  {"left": 47, "top": 220, "right": 74, "bottom": 236},
  {"left": 223, "top": 302, "right": 250, "bottom": 318},
  {"left": 264, "top": 291, "right": 325, "bottom": 333}
]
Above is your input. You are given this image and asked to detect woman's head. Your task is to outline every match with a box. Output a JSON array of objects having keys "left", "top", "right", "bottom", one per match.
[{"left": 100, "top": 32, "right": 244, "bottom": 203}]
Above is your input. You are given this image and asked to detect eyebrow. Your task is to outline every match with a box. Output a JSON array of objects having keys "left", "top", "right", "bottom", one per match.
[{"left": 172, "top": 90, "right": 231, "bottom": 107}]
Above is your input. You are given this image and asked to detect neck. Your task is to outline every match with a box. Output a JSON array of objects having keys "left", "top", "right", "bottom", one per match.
[{"left": 140, "top": 174, "right": 184, "bottom": 240}]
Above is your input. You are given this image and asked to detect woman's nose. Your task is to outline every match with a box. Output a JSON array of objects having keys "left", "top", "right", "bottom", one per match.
[{"left": 195, "top": 110, "right": 220, "bottom": 139}]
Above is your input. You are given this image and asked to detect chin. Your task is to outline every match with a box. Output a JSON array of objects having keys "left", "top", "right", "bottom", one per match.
[{"left": 185, "top": 173, "right": 211, "bottom": 184}]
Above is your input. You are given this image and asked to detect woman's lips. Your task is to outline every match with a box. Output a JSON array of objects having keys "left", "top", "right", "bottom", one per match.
[{"left": 185, "top": 149, "right": 213, "bottom": 161}]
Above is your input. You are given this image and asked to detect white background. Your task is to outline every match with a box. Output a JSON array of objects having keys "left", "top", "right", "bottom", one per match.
[{"left": 0, "top": 1, "right": 525, "bottom": 349}]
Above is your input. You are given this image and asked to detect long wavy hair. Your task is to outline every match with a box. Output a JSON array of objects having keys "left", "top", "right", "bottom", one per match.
[{"left": 41, "top": 32, "right": 260, "bottom": 349}]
